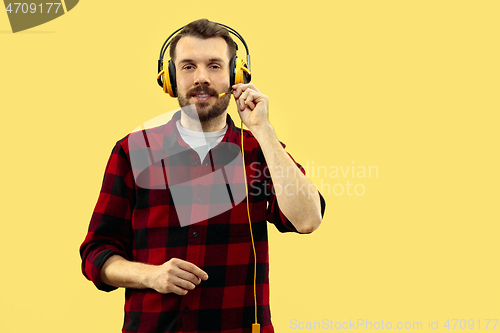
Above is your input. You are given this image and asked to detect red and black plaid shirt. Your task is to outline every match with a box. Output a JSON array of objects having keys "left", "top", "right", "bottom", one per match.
[{"left": 80, "top": 111, "right": 326, "bottom": 333}]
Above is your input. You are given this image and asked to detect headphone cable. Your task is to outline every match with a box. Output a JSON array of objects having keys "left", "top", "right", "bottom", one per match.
[{"left": 240, "top": 120, "right": 260, "bottom": 333}]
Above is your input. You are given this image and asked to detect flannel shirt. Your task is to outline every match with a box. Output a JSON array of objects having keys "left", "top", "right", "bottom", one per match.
[{"left": 80, "top": 110, "right": 326, "bottom": 333}]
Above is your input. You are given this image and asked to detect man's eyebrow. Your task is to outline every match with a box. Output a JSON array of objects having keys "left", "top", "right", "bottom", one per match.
[
  {"left": 208, "top": 57, "right": 225, "bottom": 63},
  {"left": 178, "top": 58, "right": 226, "bottom": 64},
  {"left": 178, "top": 58, "right": 194, "bottom": 64}
]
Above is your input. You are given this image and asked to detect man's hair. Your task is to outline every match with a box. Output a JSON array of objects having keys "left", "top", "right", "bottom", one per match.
[{"left": 169, "top": 19, "right": 237, "bottom": 63}]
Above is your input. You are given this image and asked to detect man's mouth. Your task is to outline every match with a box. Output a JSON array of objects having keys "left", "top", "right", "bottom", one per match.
[{"left": 192, "top": 93, "right": 213, "bottom": 101}]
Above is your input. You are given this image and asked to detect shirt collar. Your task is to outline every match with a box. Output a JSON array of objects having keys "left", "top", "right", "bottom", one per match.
[{"left": 162, "top": 110, "right": 241, "bottom": 152}]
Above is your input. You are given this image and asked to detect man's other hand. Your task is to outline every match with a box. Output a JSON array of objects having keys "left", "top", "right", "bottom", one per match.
[
  {"left": 146, "top": 258, "right": 209, "bottom": 295},
  {"left": 100, "top": 255, "right": 208, "bottom": 295}
]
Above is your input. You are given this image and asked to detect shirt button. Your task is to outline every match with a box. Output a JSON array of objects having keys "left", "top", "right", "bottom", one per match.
[
  {"left": 184, "top": 306, "right": 189, "bottom": 313},
  {"left": 192, "top": 231, "right": 198, "bottom": 238},
  {"left": 192, "top": 161, "right": 197, "bottom": 167},
  {"left": 204, "top": 161, "right": 209, "bottom": 166},
  {"left": 196, "top": 196, "right": 201, "bottom": 203}
]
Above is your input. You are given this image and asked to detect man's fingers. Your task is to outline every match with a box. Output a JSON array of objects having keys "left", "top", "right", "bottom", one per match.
[
  {"left": 232, "top": 83, "right": 244, "bottom": 98},
  {"left": 238, "top": 90, "right": 258, "bottom": 110},
  {"left": 169, "top": 284, "right": 189, "bottom": 296},
  {"left": 174, "top": 258, "right": 209, "bottom": 281},
  {"left": 173, "top": 275, "right": 197, "bottom": 291},
  {"left": 239, "top": 98, "right": 255, "bottom": 111},
  {"left": 232, "top": 83, "right": 260, "bottom": 99},
  {"left": 176, "top": 267, "right": 202, "bottom": 286}
]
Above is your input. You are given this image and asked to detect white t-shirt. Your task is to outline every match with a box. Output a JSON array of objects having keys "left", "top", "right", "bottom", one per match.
[{"left": 176, "top": 120, "right": 228, "bottom": 163}]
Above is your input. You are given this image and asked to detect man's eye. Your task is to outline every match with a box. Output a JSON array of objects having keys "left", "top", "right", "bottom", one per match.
[
  {"left": 183, "top": 65, "right": 195, "bottom": 70},
  {"left": 209, "top": 64, "right": 221, "bottom": 69}
]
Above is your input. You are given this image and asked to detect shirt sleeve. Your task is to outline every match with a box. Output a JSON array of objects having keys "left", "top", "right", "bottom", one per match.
[
  {"left": 265, "top": 142, "right": 326, "bottom": 234},
  {"left": 80, "top": 140, "right": 135, "bottom": 292}
]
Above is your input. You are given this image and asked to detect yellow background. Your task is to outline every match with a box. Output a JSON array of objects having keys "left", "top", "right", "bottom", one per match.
[{"left": 1, "top": 1, "right": 499, "bottom": 332}]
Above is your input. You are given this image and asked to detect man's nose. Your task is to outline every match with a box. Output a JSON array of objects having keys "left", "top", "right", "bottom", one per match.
[{"left": 194, "top": 67, "right": 210, "bottom": 86}]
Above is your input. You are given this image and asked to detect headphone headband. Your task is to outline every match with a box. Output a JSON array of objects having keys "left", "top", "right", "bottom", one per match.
[{"left": 157, "top": 23, "right": 251, "bottom": 76}]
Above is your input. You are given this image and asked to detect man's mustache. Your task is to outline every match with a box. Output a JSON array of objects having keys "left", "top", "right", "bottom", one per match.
[{"left": 187, "top": 86, "right": 217, "bottom": 96}]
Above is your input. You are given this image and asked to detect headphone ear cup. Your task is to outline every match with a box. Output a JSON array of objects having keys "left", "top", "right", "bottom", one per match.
[
  {"left": 166, "top": 60, "right": 177, "bottom": 97},
  {"left": 229, "top": 56, "right": 237, "bottom": 87},
  {"left": 232, "top": 56, "right": 252, "bottom": 85}
]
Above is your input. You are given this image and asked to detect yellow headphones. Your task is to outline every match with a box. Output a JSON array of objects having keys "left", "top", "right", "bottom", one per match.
[{"left": 157, "top": 23, "right": 251, "bottom": 97}]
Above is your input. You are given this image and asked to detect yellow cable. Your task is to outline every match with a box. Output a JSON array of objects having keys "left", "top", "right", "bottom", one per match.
[{"left": 241, "top": 120, "right": 259, "bottom": 331}]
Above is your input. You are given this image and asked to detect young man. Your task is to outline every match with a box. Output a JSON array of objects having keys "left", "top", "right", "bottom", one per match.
[{"left": 80, "top": 19, "right": 326, "bottom": 333}]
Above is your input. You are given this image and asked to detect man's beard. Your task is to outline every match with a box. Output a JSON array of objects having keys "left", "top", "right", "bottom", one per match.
[{"left": 178, "top": 86, "right": 231, "bottom": 122}]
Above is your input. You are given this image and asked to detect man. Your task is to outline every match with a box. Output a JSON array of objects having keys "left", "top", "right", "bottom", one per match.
[{"left": 80, "top": 19, "right": 326, "bottom": 333}]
